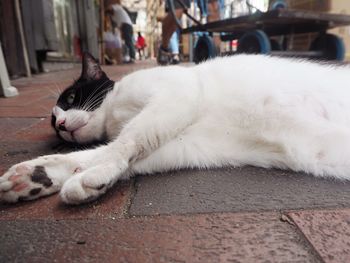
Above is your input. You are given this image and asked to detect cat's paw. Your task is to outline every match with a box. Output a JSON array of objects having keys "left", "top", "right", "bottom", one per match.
[
  {"left": 60, "top": 163, "right": 121, "bottom": 204},
  {"left": 0, "top": 163, "right": 59, "bottom": 203},
  {"left": 0, "top": 155, "right": 80, "bottom": 203}
]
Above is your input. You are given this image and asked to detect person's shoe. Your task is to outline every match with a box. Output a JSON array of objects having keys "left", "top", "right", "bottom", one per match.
[
  {"left": 157, "top": 46, "right": 171, "bottom": 65},
  {"left": 170, "top": 54, "right": 180, "bottom": 65},
  {"left": 123, "top": 58, "right": 135, "bottom": 64}
]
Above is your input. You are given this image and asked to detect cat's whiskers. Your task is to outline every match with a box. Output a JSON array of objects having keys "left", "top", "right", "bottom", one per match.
[
  {"left": 82, "top": 88, "right": 107, "bottom": 111},
  {"left": 84, "top": 98, "right": 105, "bottom": 112},
  {"left": 54, "top": 83, "right": 63, "bottom": 95},
  {"left": 82, "top": 88, "right": 112, "bottom": 111},
  {"left": 81, "top": 80, "right": 111, "bottom": 110},
  {"left": 85, "top": 79, "right": 112, "bottom": 103},
  {"left": 82, "top": 84, "right": 113, "bottom": 111},
  {"left": 80, "top": 80, "right": 110, "bottom": 110},
  {"left": 84, "top": 97, "right": 106, "bottom": 112},
  {"left": 78, "top": 88, "right": 83, "bottom": 109},
  {"left": 69, "top": 115, "right": 80, "bottom": 125},
  {"left": 39, "top": 105, "right": 52, "bottom": 113},
  {"left": 47, "top": 84, "right": 60, "bottom": 98},
  {"left": 83, "top": 84, "right": 113, "bottom": 111}
]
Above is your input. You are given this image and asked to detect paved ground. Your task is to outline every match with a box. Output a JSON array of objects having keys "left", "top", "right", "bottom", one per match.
[{"left": 1, "top": 59, "right": 350, "bottom": 262}]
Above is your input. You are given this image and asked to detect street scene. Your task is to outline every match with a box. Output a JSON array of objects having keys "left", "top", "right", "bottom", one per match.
[{"left": 1, "top": 0, "right": 350, "bottom": 262}]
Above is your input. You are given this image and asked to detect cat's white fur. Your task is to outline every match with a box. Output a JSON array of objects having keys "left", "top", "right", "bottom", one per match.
[{"left": 2, "top": 54, "right": 350, "bottom": 204}]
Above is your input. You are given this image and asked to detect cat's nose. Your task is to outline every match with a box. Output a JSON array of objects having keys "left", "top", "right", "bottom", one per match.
[{"left": 57, "top": 119, "right": 67, "bottom": 131}]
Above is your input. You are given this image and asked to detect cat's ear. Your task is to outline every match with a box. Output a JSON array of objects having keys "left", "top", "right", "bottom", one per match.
[{"left": 81, "top": 52, "right": 103, "bottom": 81}]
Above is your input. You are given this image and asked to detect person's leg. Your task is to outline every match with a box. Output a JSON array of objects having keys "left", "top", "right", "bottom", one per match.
[
  {"left": 207, "top": 0, "right": 221, "bottom": 51},
  {"left": 138, "top": 48, "right": 141, "bottom": 60},
  {"left": 36, "top": 50, "right": 47, "bottom": 73},
  {"left": 207, "top": 0, "right": 220, "bottom": 22},
  {"left": 121, "top": 23, "right": 136, "bottom": 61},
  {"left": 158, "top": 0, "right": 190, "bottom": 65},
  {"left": 128, "top": 26, "right": 136, "bottom": 60},
  {"left": 158, "top": 9, "right": 183, "bottom": 65},
  {"left": 169, "top": 31, "right": 179, "bottom": 54},
  {"left": 169, "top": 31, "right": 180, "bottom": 64},
  {"left": 161, "top": 9, "right": 183, "bottom": 50}
]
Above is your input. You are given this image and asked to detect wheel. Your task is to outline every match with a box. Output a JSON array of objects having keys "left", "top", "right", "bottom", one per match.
[
  {"left": 269, "top": 0, "right": 288, "bottom": 10},
  {"left": 237, "top": 30, "right": 271, "bottom": 55},
  {"left": 310, "top": 33, "right": 345, "bottom": 61},
  {"left": 194, "top": 35, "right": 217, "bottom": 64}
]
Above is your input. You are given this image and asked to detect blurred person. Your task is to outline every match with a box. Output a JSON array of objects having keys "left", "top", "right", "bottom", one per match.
[
  {"left": 106, "top": 0, "right": 136, "bottom": 63},
  {"left": 136, "top": 32, "right": 146, "bottom": 60},
  {"left": 157, "top": 0, "right": 190, "bottom": 65},
  {"left": 158, "top": 0, "right": 220, "bottom": 65},
  {"left": 207, "top": 0, "right": 221, "bottom": 50},
  {"left": 104, "top": 16, "right": 123, "bottom": 64}
]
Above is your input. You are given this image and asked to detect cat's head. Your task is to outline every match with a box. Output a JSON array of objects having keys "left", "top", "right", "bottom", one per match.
[{"left": 51, "top": 52, "right": 114, "bottom": 144}]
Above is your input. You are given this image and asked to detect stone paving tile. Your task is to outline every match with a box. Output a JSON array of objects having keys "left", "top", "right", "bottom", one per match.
[
  {"left": 0, "top": 107, "right": 45, "bottom": 118},
  {"left": 0, "top": 117, "right": 43, "bottom": 140},
  {"left": 1, "top": 59, "right": 344, "bottom": 262},
  {"left": 0, "top": 180, "right": 132, "bottom": 220},
  {"left": 289, "top": 209, "right": 350, "bottom": 263},
  {"left": 0, "top": 87, "right": 58, "bottom": 107},
  {"left": 0, "top": 132, "right": 132, "bottom": 220},
  {"left": 1, "top": 60, "right": 157, "bottom": 118},
  {"left": 0, "top": 140, "right": 58, "bottom": 175},
  {"left": 130, "top": 167, "right": 350, "bottom": 216},
  {"left": 10, "top": 60, "right": 157, "bottom": 86},
  {"left": 12, "top": 117, "right": 56, "bottom": 142},
  {"left": 0, "top": 99, "right": 56, "bottom": 117},
  {"left": 0, "top": 212, "right": 321, "bottom": 263},
  {"left": 11, "top": 68, "right": 81, "bottom": 85}
]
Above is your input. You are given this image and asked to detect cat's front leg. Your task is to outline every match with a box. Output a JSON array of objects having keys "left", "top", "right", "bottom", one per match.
[
  {"left": 60, "top": 160, "right": 127, "bottom": 204},
  {"left": 0, "top": 154, "right": 81, "bottom": 203},
  {"left": 60, "top": 96, "right": 197, "bottom": 204}
]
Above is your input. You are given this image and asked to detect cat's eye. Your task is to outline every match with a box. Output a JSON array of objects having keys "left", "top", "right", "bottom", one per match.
[{"left": 67, "top": 93, "right": 75, "bottom": 104}]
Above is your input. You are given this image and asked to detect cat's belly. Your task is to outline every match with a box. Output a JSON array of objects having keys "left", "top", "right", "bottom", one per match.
[
  {"left": 131, "top": 118, "right": 288, "bottom": 174},
  {"left": 131, "top": 97, "right": 350, "bottom": 176}
]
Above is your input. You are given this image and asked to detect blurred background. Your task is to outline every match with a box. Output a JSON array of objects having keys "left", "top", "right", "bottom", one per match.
[{"left": 1, "top": 0, "right": 350, "bottom": 79}]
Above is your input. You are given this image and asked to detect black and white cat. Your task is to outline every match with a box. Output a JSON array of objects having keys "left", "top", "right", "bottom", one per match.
[{"left": 1, "top": 52, "right": 350, "bottom": 204}]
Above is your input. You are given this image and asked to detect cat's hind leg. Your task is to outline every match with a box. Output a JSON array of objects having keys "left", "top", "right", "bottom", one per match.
[{"left": 0, "top": 155, "right": 81, "bottom": 203}]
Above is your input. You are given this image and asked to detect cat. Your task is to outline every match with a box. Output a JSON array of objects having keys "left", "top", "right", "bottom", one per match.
[{"left": 1, "top": 52, "right": 350, "bottom": 204}]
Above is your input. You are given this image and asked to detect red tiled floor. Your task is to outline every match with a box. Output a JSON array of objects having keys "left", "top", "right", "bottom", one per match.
[
  {"left": 0, "top": 117, "right": 43, "bottom": 140},
  {"left": 289, "top": 209, "right": 350, "bottom": 263},
  {"left": 2, "top": 59, "right": 349, "bottom": 262},
  {"left": 0, "top": 105, "right": 51, "bottom": 118},
  {"left": 12, "top": 117, "right": 55, "bottom": 142},
  {"left": 0, "top": 180, "right": 132, "bottom": 220},
  {"left": 0, "top": 140, "right": 58, "bottom": 175},
  {"left": 0, "top": 60, "right": 157, "bottom": 118},
  {"left": 0, "top": 212, "right": 321, "bottom": 262}
]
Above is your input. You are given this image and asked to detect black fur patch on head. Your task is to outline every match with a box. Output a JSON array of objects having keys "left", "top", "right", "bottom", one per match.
[{"left": 51, "top": 52, "right": 114, "bottom": 133}]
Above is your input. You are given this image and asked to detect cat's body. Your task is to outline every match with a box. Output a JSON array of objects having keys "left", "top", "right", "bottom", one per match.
[{"left": 2, "top": 54, "right": 350, "bottom": 204}]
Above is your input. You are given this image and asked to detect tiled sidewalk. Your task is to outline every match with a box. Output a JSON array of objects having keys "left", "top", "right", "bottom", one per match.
[{"left": 1, "top": 60, "right": 350, "bottom": 262}]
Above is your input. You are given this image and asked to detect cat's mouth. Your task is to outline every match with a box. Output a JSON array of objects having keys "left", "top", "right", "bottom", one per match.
[
  {"left": 58, "top": 122, "right": 88, "bottom": 143},
  {"left": 70, "top": 126, "right": 85, "bottom": 141}
]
